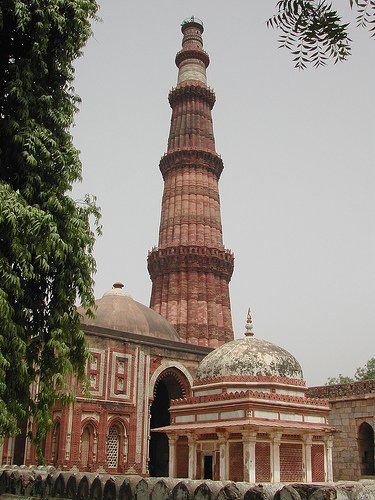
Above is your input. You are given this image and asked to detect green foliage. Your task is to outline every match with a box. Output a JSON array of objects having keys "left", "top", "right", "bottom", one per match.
[
  {"left": 326, "top": 374, "right": 354, "bottom": 385},
  {"left": 268, "top": 0, "right": 374, "bottom": 69},
  {"left": 355, "top": 357, "right": 375, "bottom": 380},
  {"left": 0, "top": 0, "right": 100, "bottom": 460},
  {"left": 351, "top": 0, "right": 375, "bottom": 36},
  {"left": 325, "top": 357, "right": 375, "bottom": 385}
]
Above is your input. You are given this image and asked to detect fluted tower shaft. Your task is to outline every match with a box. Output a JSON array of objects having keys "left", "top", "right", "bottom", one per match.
[{"left": 148, "top": 18, "right": 234, "bottom": 348}]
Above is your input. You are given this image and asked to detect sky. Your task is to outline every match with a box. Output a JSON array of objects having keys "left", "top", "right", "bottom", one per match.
[{"left": 72, "top": 1, "right": 375, "bottom": 386}]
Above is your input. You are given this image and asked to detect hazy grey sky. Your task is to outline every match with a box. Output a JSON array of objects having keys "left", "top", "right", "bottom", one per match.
[{"left": 72, "top": 1, "right": 375, "bottom": 386}]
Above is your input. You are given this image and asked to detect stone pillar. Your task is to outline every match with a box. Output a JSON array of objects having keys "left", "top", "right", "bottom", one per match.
[
  {"left": 218, "top": 433, "right": 228, "bottom": 481},
  {"left": 242, "top": 431, "right": 257, "bottom": 482},
  {"left": 168, "top": 434, "right": 178, "bottom": 478},
  {"left": 325, "top": 435, "right": 334, "bottom": 483},
  {"left": 187, "top": 434, "right": 198, "bottom": 479},
  {"left": 271, "top": 432, "right": 282, "bottom": 483},
  {"left": 303, "top": 435, "right": 313, "bottom": 483}
]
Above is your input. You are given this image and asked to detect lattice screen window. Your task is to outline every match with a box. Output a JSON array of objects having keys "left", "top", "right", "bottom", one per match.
[{"left": 106, "top": 426, "right": 119, "bottom": 468}]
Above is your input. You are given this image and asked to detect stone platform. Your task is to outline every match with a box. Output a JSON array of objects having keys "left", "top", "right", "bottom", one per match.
[{"left": 1, "top": 467, "right": 374, "bottom": 499}]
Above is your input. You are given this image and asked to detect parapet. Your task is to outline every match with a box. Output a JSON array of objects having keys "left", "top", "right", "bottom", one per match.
[
  {"left": 1, "top": 466, "right": 375, "bottom": 499},
  {"left": 307, "top": 379, "right": 375, "bottom": 400}
]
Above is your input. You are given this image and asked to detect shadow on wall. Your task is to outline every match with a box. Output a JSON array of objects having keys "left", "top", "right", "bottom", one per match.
[{"left": 1, "top": 467, "right": 375, "bottom": 499}]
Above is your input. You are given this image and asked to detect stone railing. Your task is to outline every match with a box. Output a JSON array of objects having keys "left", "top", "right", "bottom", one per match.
[
  {"left": 1, "top": 466, "right": 375, "bottom": 499},
  {"left": 307, "top": 379, "right": 375, "bottom": 400}
]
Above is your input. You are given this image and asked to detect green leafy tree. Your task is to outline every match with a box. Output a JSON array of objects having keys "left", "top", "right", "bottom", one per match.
[
  {"left": 326, "top": 374, "right": 354, "bottom": 385},
  {"left": 355, "top": 357, "right": 375, "bottom": 380},
  {"left": 0, "top": 0, "right": 100, "bottom": 459},
  {"left": 325, "top": 357, "right": 375, "bottom": 385},
  {"left": 268, "top": 0, "right": 375, "bottom": 69}
]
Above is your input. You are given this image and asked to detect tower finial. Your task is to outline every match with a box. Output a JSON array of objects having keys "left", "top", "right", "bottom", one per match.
[{"left": 245, "top": 307, "right": 254, "bottom": 336}]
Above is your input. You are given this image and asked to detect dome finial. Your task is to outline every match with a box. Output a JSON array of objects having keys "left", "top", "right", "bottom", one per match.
[
  {"left": 113, "top": 282, "right": 124, "bottom": 289},
  {"left": 245, "top": 307, "right": 254, "bottom": 336}
]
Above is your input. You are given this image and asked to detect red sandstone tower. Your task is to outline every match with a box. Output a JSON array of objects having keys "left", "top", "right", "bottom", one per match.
[{"left": 148, "top": 17, "right": 234, "bottom": 348}]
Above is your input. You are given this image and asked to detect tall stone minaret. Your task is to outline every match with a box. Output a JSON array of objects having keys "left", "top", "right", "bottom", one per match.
[{"left": 148, "top": 17, "right": 234, "bottom": 348}]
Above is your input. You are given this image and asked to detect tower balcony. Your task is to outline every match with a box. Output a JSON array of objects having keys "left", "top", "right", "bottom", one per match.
[{"left": 147, "top": 245, "right": 234, "bottom": 282}]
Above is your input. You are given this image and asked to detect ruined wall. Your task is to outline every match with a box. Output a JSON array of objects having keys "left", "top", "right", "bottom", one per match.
[
  {"left": 1, "top": 467, "right": 375, "bottom": 500},
  {"left": 307, "top": 380, "right": 375, "bottom": 481}
]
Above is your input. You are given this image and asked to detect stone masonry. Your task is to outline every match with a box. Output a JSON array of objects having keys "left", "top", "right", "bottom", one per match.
[
  {"left": 307, "top": 380, "right": 375, "bottom": 481},
  {"left": 1, "top": 467, "right": 375, "bottom": 499}
]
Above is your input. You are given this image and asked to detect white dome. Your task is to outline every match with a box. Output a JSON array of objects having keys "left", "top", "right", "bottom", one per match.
[{"left": 196, "top": 335, "right": 303, "bottom": 382}]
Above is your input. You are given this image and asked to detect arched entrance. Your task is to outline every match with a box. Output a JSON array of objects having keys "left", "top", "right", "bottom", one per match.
[
  {"left": 149, "top": 368, "right": 190, "bottom": 477},
  {"left": 358, "top": 422, "right": 375, "bottom": 476}
]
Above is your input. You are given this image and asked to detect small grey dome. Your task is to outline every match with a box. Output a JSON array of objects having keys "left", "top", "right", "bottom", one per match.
[
  {"left": 196, "top": 336, "right": 303, "bottom": 381},
  {"left": 78, "top": 283, "right": 180, "bottom": 342}
]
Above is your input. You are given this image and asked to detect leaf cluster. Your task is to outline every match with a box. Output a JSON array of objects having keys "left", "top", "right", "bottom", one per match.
[
  {"left": 325, "top": 357, "right": 375, "bottom": 385},
  {"left": 268, "top": 0, "right": 370, "bottom": 69},
  {"left": 0, "top": 0, "right": 99, "bottom": 461},
  {"left": 351, "top": 0, "right": 375, "bottom": 37}
]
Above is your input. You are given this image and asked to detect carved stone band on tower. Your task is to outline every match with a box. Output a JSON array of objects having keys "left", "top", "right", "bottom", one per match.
[{"left": 148, "top": 18, "right": 234, "bottom": 348}]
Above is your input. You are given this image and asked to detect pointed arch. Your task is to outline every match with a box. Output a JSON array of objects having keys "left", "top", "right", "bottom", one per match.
[
  {"left": 149, "top": 364, "right": 192, "bottom": 477},
  {"left": 51, "top": 419, "right": 61, "bottom": 466},
  {"left": 358, "top": 421, "right": 374, "bottom": 476},
  {"left": 149, "top": 361, "right": 193, "bottom": 398},
  {"left": 79, "top": 421, "right": 98, "bottom": 470},
  {"left": 106, "top": 418, "right": 128, "bottom": 472}
]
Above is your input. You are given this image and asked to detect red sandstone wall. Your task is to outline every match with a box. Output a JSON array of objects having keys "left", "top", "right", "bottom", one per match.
[
  {"left": 255, "top": 442, "right": 271, "bottom": 482},
  {"left": 312, "top": 444, "right": 325, "bottom": 482},
  {"left": 176, "top": 438, "right": 189, "bottom": 478},
  {"left": 280, "top": 443, "right": 303, "bottom": 482},
  {"left": 229, "top": 442, "right": 243, "bottom": 482}
]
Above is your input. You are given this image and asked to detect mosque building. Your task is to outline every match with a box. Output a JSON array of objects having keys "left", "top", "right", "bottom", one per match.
[{"left": 5, "top": 16, "right": 371, "bottom": 484}]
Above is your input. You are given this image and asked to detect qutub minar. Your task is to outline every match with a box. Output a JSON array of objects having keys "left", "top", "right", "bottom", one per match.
[
  {"left": 0, "top": 17, "right": 374, "bottom": 484},
  {"left": 148, "top": 16, "right": 234, "bottom": 348}
]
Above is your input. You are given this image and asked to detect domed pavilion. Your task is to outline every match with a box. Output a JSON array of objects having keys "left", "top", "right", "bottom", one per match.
[{"left": 153, "top": 310, "right": 334, "bottom": 483}]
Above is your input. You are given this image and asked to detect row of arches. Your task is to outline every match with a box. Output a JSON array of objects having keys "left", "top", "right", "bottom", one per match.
[
  {"left": 27, "top": 364, "right": 191, "bottom": 474},
  {"left": 68, "top": 369, "right": 375, "bottom": 478},
  {"left": 80, "top": 421, "right": 127, "bottom": 471},
  {"left": 49, "top": 419, "right": 128, "bottom": 472}
]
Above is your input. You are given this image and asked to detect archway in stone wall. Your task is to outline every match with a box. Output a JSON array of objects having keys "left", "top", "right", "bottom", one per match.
[
  {"left": 149, "top": 368, "right": 190, "bottom": 477},
  {"left": 12, "top": 421, "right": 27, "bottom": 465},
  {"left": 358, "top": 422, "right": 375, "bottom": 476}
]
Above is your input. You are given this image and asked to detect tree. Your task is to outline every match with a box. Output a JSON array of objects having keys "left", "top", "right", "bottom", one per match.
[
  {"left": 355, "top": 357, "right": 375, "bottom": 380},
  {"left": 268, "top": 0, "right": 375, "bottom": 69},
  {"left": 326, "top": 374, "right": 354, "bottom": 385},
  {"left": 325, "top": 357, "right": 375, "bottom": 385},
  {"left": 0, "top": 0, "right": 100, "bottom": 459}
]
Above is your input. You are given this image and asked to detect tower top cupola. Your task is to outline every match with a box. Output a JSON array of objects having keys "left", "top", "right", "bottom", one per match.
[
  {"left": 181, "top": 16, "right": 204, "bottom": 32},
  {"left": 176, "top": 16, "right": 209, "bottom": 86}
]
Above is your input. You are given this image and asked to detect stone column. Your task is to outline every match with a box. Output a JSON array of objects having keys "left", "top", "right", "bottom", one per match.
[
  {"left": 187, "top": 434, "right": 198, "bottom": 479},
  {"left": 271, "top": 432, "right": 282, "bottom": 483},
  {"left": 218, "top": 433, "right": 228, "bottom": 481},
  {"left": 242, "top": 431, "right": 257, "bottom": 482},
  {"left": 325, "top": 435, "right": 334, "bottom": 483},
  {"left": 303, "top": 435, "right": 313, "bottom": 483},
  {"left": 168, "top": 434, "right": 178, "bottom": 478}
]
